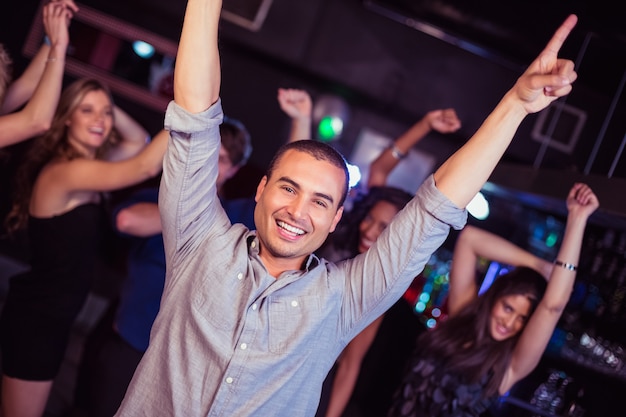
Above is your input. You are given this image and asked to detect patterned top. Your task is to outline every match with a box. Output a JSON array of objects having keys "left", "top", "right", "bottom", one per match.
[{"left": 388, "top": 355, "right": 496, "bottom": 417}]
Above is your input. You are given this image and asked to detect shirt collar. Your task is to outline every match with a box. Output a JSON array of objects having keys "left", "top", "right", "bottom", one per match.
[{"left": 247, "top": 233, "right": 320, "bottom": 272}]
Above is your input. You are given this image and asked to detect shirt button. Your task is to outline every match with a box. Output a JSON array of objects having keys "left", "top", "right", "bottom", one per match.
[
  {"left": 240, "top": 343, "right": 248, "bottom": 350},
  {"left": 237, "top": 272, "right": 243, "bottom": 280},
  {"left": 291, "top": 300, "right": 298, "bottom": 307},
  {"left": 251, "top": 303, "right": 257, "bottom": 310},
  {"left": 251, "top": 241, "right": 256, "bottom": 248},
  {"left": 226, "top": 377, "right": 233, "bottom": 384}
]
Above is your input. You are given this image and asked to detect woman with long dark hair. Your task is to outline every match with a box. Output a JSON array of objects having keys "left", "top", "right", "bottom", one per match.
[
  {"left": 388, "top": 183, "right": 599, "bottom": 417},
  {"left": 0, "top": 77, "right": 167, "bottom": 417},
  {"left": 315, "top": 186, "right": 415, "bottom": 416},
  {"left": 318, "top": 107, "right": 461, "bottom": 417}
]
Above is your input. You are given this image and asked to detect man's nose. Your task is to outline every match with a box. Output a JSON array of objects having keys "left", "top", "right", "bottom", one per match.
[{"left": 288, "top": 196, "right": 308, "bottom": 219}]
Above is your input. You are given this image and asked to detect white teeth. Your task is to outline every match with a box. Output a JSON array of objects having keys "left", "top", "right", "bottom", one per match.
[
  {"left": 277, "top": 221, "right": 305, "bottom": 235},
  {"left": 89, "top": 127, "right": 104, "bottom": 133}
]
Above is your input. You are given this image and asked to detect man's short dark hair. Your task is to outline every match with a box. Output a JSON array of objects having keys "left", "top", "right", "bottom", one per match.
[
  {"left": 266, "top": 140, "right": 350, "bottom": 208},
  {"left": 220, "top": 116, "right": 252, "bottom": 167}
]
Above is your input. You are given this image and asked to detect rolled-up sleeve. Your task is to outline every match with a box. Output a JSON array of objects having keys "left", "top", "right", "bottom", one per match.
[
  {"left": 337, "top": 175, "right": 467, "bottom": 341},
  {"left": 159, "top": 99, "right": 225, "bottom": 270}
]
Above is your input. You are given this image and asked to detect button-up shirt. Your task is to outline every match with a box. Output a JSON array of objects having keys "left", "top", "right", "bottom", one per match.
[{"left": 116, "top": 99, "right": 467, "bottom": 417}]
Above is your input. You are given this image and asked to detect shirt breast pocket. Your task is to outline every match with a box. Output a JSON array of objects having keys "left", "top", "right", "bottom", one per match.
[
  {"left": 192, "top": 269, "right": 245, "bottom": 331},
  {"left": 268, "top": 295, "right": 322, "bottom": 354}
]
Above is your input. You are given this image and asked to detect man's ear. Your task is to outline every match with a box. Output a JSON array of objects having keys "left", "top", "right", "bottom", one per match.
[
  {"left": 328, "top": 206, "right": 344, "bottom": 233},
  {"left": 255, "top": 176, "right": 268, "bottom": 203}
]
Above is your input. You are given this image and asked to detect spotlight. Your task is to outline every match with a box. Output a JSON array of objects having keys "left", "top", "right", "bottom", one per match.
[
  {"left": 313, "top": 94, "right": 350, "bottom": 142},
  {"left": 132, "top": 40, "right": 155, "bottom": 59},
  {"left": 467, "top": 192, "right": 489, "bottom": 220},
  {"left": 346, "top": 163, "right": 361, "bottom": 188}
]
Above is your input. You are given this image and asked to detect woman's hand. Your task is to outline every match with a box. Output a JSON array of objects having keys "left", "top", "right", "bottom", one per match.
[
  {"left": 566, "top": 182, "right": 599, "bottom": 220},
  {"left": 43, "top": 0, "right": 79, "bottom": 49}
]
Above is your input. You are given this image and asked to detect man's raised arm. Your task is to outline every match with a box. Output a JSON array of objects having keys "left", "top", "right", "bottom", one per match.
[
  {"left": 433, "top": 14, "right": 578, "bottom": 208},
  {"left": 174, "top": 0, "right": 222, "bottom": 112}
]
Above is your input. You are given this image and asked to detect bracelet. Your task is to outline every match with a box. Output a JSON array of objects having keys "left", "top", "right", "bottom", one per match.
[
  {"left": 554, "top": 260, "right": 577, "bottom": 271},
  {"left": 389, "top": 145, "right": 407, "bottom": 160}
]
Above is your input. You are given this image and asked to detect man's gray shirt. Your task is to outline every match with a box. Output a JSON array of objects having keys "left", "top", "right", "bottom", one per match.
[{"left": 116, "top": 99, "right": 467, "bottom": 416}]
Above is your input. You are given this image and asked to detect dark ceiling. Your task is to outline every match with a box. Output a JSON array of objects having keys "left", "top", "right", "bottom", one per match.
[
  {"left": 2, "top": 0, "right": 625, "bottom": 221},
  {"left": 364, "top": 0, "right": 626, "bottom": 67}
]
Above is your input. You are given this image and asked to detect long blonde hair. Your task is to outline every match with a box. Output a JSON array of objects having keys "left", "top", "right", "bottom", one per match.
[{"left": 5, "top": 78, "right": 119, "bottom": 233}]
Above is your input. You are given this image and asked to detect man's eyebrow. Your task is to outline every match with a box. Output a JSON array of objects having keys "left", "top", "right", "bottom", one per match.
[{"left": 277, "top": 176, "right": 335, "bottom": 205}]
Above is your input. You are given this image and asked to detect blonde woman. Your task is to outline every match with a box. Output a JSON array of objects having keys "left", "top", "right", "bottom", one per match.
[{"left": 0, "top": 78, "right": 167, "bottom": 417}]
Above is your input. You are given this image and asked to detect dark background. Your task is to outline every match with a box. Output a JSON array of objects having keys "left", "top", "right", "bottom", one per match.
[
  {"left": 2, "top": 0, "right": 626, "bottom": 192},
  {"left": 2, "top": 1, "right": 626, "bottom": 415}
]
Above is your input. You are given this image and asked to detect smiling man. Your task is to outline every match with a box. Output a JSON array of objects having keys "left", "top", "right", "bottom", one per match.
[
  {"left": 114, "top": 0, "right": 578, "bottom": 415},
  {"left": 253, "top": 145, "right": 347, "bottom": 276}
]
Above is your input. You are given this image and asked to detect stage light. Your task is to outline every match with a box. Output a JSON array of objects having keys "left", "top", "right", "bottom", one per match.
[
  {"left": 346, "top": 163, "right": 361, "bottom": 188},
  {"left": 545, "top": 231, "right": 558, "bottom": 248},
  {"left": 318, "top": 116, "right": 344, "bottom": 142},
  {"left": 467, "top": 192, "right": 489, "bottom": 220},
  {"left": 313, "top": 94, "right": 350, "bottom": 142},
  {"left": 132, "top": 40, "right": 155, "bottom": 59}
]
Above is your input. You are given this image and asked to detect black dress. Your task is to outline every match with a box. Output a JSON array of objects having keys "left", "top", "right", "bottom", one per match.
[
  {"left": 0, "top": 203, "right": 105, "bottom": 380},
  {"left": 387, "top": 355, "right": 496, "bottom": 417}
]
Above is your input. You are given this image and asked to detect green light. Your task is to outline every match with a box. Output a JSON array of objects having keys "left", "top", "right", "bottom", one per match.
[
  {"left": 317, "top": 116, "right": 344, "bottom": 142},
  {"left": 545, "top": 232, "right": 558, "bottom": 248}
]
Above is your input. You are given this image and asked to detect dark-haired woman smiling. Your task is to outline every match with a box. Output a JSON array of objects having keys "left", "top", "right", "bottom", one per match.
[{"left": 388, "top": 183, "right": 598, "bottom": 417}]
